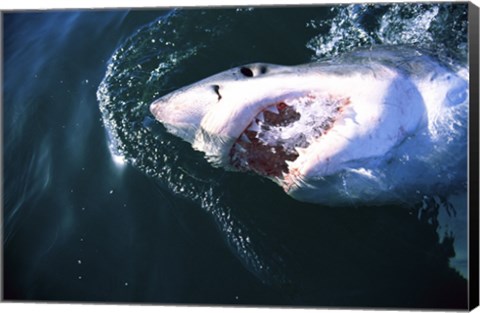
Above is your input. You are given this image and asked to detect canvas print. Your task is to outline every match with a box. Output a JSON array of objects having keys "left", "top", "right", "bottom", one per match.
[{"left": 2, "top": 2, "right": 477, "bottom": 309}]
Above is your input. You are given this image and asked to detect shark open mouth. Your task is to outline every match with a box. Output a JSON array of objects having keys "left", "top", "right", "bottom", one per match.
[{"left": 229, "top": 94, "right": 350, "bottom": 179}]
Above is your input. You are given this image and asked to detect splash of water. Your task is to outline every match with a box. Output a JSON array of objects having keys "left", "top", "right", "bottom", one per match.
[{"left": 306, "top": 3, "right": 468, "bottom": 63}]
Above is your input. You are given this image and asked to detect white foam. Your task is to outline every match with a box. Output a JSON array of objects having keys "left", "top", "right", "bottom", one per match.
[{"left": 257, "top": 95, "right": 342, "bottom": 154}]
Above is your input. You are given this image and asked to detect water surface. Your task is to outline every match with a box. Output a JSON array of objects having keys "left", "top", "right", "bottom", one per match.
[{"left": 3, "top": 4, "right": 469, "bottom": 308}]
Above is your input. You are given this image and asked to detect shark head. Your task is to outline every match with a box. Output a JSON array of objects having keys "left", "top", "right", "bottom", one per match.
[
  {"left": 150, "top": 50, "right": 465, "bottom": 205},
  {"left": 150, "top": 63, "right": 330, "bottom": 168}
]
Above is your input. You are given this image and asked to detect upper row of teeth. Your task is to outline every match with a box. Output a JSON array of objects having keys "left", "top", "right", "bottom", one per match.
[{"left": 246, "top": 105, "right": 281, "bottom": 133}]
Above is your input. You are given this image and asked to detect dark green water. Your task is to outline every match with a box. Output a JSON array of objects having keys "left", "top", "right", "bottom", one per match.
[{"left": 3, "top": 4, "right": 469, "bottom": 308}]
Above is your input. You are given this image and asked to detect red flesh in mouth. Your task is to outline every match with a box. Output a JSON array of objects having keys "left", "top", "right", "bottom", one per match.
[
  {"left": 229, "top": 102, "right": 301, "bottom": 178},
  {"left": 229, "top": 96, "right": 349, "bottom": 179}
]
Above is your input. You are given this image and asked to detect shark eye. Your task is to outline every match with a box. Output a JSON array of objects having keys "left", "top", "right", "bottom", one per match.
[{"left": 240, "top": 67, "right": 254, "bottom": 77}]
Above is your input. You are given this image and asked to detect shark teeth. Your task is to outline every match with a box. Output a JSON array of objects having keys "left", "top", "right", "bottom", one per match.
[
  {"left": 234, "top": 143, "right": 247, "bottom": 154},
  {"left": 256, "top": 111, "right": 265, "bottom": 122},
  {"left": 295, "top": 147, "right": 307, "bottom": 155},
  {"left": 266, "top": 106, "right": 279, "bottom": 114},
  {"left": 247, "top": 121, "right": 261, "bottom": 132},
  {"left": 240, "top": 133, "right": 251, "bottom": 143},
  {"left": 229, "top": 94, "right": 347, "bottom": 181}
]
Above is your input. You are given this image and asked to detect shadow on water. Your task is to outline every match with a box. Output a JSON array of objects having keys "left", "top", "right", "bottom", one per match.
[{"left": 3, "top": 4, "right": 469, "bottom": 309}]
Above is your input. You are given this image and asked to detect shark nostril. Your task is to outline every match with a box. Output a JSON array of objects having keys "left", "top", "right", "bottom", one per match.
[{"left": 212, "top": 84, "right": 222, "bottom": 100}]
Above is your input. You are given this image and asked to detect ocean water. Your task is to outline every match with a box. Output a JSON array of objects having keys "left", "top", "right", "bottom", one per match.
[{"left": 2, "top": 4, "right": 470, "bottom": 309}]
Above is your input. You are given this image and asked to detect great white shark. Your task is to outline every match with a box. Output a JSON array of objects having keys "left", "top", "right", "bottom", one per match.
[{"left": 150, "top": 47, "right": 468, "bottom": 206}]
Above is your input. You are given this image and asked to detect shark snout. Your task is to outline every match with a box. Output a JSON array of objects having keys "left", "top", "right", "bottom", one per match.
[
  {"left": 149, "top": 84, "right": 220, "bottom": 144},
  {"left": 149, "top": 98, "right": 163, "bottom": 120}
]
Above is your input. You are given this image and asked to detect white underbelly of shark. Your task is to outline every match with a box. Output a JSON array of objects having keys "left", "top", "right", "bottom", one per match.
[{"left": 150, "top": 47, "right": 468, "bottom": 206}]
